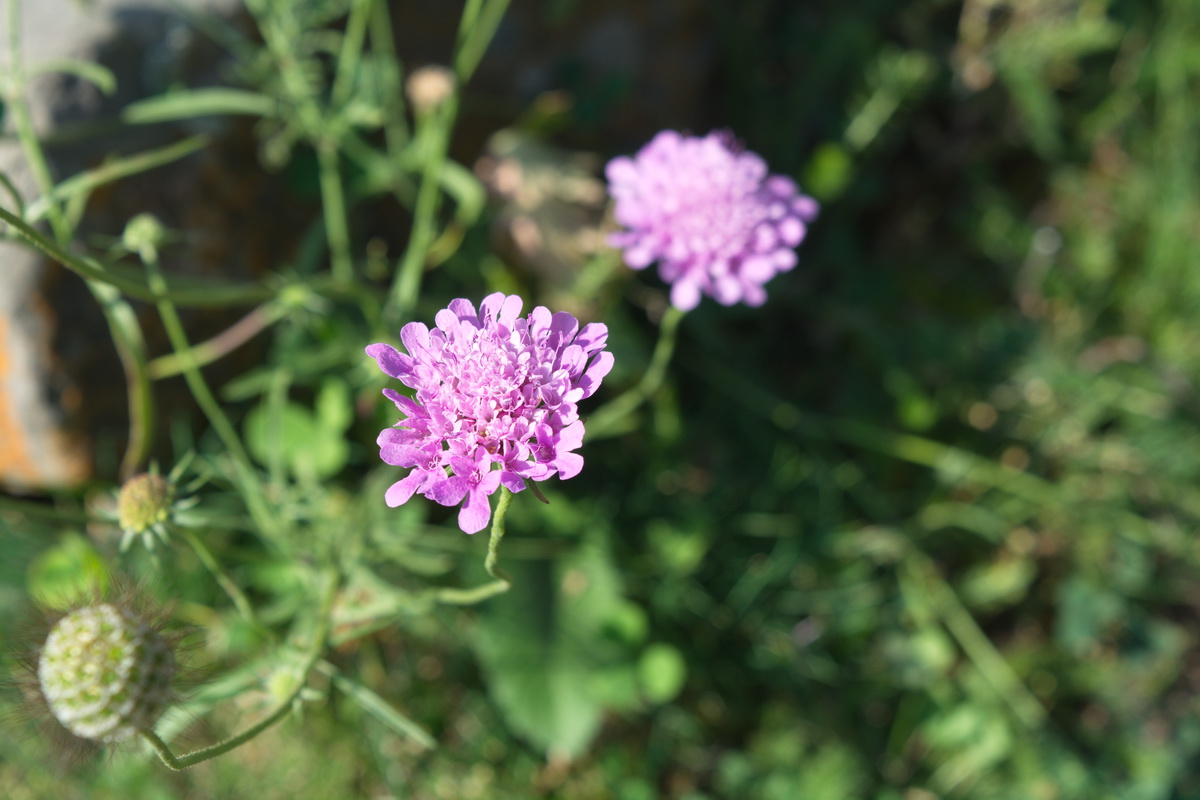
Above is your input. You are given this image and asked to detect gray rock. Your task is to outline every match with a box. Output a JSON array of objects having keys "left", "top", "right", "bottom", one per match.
[{"left": 0, "top": 0, "right": 277, "bottom": 491}]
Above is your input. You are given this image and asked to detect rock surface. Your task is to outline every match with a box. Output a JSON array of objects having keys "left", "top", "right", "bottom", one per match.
[{"left": 0, "top": 0, "right": 267, "bottom": 491}]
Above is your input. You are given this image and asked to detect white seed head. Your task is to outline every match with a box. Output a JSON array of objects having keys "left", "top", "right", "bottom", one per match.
[{"left": 38, "top": 604, "right": 175, "bottom": 742}]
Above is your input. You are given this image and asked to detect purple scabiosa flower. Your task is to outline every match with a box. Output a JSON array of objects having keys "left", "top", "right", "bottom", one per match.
[
  {"left": 366, "top": 293, "right": 614, "bottom": 534},
  {"left": 606, "top": 130, "right": 819, "bottom": 311}
]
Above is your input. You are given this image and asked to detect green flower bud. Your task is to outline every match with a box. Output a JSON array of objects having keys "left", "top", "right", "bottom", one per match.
[
  {"left": 122, "top": 213, "right": 168, "bottom": 261},
  {"left": 38, "top": 604, "right": 176, "bottom": 742},
  {"left": 117, "top": 473, "right": 174, "bottom": 538}
]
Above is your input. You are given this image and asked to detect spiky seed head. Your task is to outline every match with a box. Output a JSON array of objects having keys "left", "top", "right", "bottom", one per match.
[
  {"left": 37, "top": 604, "right": 176, "bottom": 742},
  {"left": 117, "top": 473, "right": 174, "bottom": 537}
]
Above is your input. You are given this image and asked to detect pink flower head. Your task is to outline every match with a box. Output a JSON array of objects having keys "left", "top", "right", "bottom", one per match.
[
  {"left": 366, "top": 293, "right": 614, "bottom": 533},
  {"left": 606, "top": 130, "right": 819, "bottom": 311}
]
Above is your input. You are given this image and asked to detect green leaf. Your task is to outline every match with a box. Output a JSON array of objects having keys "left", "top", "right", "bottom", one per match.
[
  {"left": 637, "top": 643, "right": 687, "bottom": 704},
  {"left": 316, "top": 378, "right": 354, "bottom": 433},
  {"left": 438, "top": 159, "right": 486, "bottom": 225},
  {"left": 473, "top": 535, "right": 637, "bottom": 759},
  {"left": 803, "top": 142, "right": 853, "bottom": 201},
  {"left": 245, "top": 400, "right": 348, "bottom": 479},
  {"left": 26, "top": 533, "right": 108, "bottom": 610},
  {"left": 123, "top": 88, "right": 276, "bottom": 124},
  {"left": 959, "top": 556, "right": 1037, "bottom": 611},
  {"left": 29, "top": 58, "right": 117, "bottom": 95},
  {"left": 326, "top": 667, "right": 436, "bottom": 749},
  {"left": 25, "top": 136, "right": 209, "bottom": 224}
]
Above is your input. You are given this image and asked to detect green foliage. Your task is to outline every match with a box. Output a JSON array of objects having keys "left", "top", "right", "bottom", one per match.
[
  {"left": 473, "top": 533, "right": 642, "bottom": 760},
  {"left": 3, "top": 0, "right": 1200, "bottom": 797},
  {"left": 27, "top": 534, "right": 109, "bottom": 610}
]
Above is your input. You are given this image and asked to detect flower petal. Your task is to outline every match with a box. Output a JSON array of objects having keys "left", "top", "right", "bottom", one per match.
[
  {"left": 385, "top": 471, "right": 427, "bottom": 507},
  {"left": 458, "top": 487, "right": 493, "bottom": 534},
  {"left": 428, "top": 476, "right": 469, "bottom": 506},
  {"left": 366, "top": 343, "right": 413, "bottom": 381}
]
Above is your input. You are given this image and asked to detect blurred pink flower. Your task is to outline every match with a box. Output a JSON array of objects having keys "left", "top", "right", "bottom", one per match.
[{"left": 606, "top": 130, "right": 818, "bottom": 310}]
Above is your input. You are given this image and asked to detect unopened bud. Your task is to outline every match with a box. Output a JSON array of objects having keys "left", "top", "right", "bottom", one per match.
[
  {"left": 117, "top": 473, "right": 173, "bottom": 537},
  {"left": 122, "top": 213, "right": 168, "bottom": 261},
  {"left": 406, "top": 65, "right": 456, "bottom": 114}
]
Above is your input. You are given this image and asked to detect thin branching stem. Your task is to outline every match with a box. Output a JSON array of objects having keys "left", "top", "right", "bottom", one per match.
[
  {"left": 143, "top": 569, "right": 338, "bottom": 770},
  {"left": 141, "top": 249, "right": 279, "bottom": 540}
]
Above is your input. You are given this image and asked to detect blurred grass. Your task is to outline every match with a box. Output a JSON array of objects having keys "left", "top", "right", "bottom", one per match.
[{"left": 5, "top": 0, "right": 1200, "bottom": 798}]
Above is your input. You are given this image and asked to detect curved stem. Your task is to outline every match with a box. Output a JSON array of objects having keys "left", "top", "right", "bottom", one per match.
[
  {"left": 484, "top": 486, "right": 513, "bottom": 583},
  {"left": 586, "top": 304, "right": 686, "bottom": 439},
  {"left": 0, "top": 205, "right": 275, "bottom": 306},
  {"left": 146, "top": 302, "right": 286, "bottom": 380},
  {"left": 180, "top": 527, "right": 265, "bottom": 634},
  {"left": 435, "top": 486, "right": 514, "bottom": 605},
  {"left": 141, "top": 251, "right": 279, "bottom": 540},
  {"left": 143, "top": 568, "right": 338, "bottom": 770}
]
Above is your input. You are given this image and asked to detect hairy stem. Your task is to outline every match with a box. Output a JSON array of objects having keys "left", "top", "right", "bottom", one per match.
[
  {"left": 143, "top": 569, "right": 338, "bottom": 770},
  {"left": 435, "top": 486, "right": 514, "bottom": 605}
]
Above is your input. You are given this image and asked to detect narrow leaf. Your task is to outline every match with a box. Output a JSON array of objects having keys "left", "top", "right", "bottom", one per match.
[
  {"left": 323, "top": 665, "right": 436, "bottom": 749},
  {"left": 29, "top": 58, "right": 117, "bottom": 95},
  {"left": 26, "top": 136, "right": 209, "bottom": 223},
  {"left": 123, "top": 88, "right": 277, "bottom": 124}
]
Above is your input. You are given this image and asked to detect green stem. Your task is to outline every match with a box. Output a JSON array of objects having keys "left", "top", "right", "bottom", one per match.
[
  {"left": 382, "top": 0, "right": 512, "bottom": 329},
  {"left": 89, "top": 281, "right": 155, "bottom": 478},
  {"left": 146, "top": 302, "right": 286, "bottom": 380},
  {"left": 317, "top": 142, "right": 354, "bottom": 286},
  {"left": 141, "top": 252, "right": 279, "bottom": 540},
  {"left": 180, "top": 528, "right": 264, "bottom": 633},
  {"left": 1, "top": 33, "right": 156, "bottom": 478},
  {"left": 587, "top": 304, "right": 686, "bottom": 438},
  {"left": 368, "top": 0, "right": 409, "bottom": 155},
  {"left": 385, "top": 99, "right": 455, "bottom": 328},
  {"left": 484, "top": 486, "right": 513, "bottom": 583},
  {"left": 4, "top": 34, "right": 69, "bottom": 244},
  {"left": 454, "top": 0, "right": 511, "bottom": 81},
  {"left": 330, "top": 0, "right": 371, "bottom": 110},
  {"left": 435, "top": 486, "right": 514, "bottom": 605},
  {"left": 143, "top": 569, "right": 338, "bottom": 770},
  {"left": 0, "top": 495, "right": 91, "bottom": 524},
  {"left": 0, "top": 205, "right": 275, "bottom": 306}
]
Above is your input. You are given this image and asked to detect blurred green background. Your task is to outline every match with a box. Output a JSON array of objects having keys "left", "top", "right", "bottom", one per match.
[{"left": 6, "top": 0, "right": 1200, "bottom": 798}]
